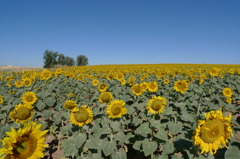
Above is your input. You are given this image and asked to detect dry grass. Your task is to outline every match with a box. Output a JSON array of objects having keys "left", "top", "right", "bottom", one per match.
[{"left": 0, "top": 66, "right": 43, "bottom": 72}]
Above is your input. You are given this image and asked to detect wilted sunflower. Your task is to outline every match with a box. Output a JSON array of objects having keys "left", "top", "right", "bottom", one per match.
[
  {"left": 99, "top": 92, "right": 113, "bottom": 103},
  {"left": 24, "top": 78, "right": 32, "bottom": 87},
  {"left": 0, "top": 95, "right": 4, "bottom": 104},
  {"left": 92, "top": 79, "right": 99, "bottom": 86},
  {"left": 70, "top": 106, "right": 93, "bottom": 127},
  {"left": 22, "top": 91, "right": 38, "bottom": 105},
  {"left": 222, "top": 87, "right": 233, "bottom": 98},
  {"left": 148, "top": 81, "right": 158, "bottom": 92},
  {"left": 15, "top": 80, "right": 23, "bottom": 88},
  {"left": 174, "top": 80, "right": 189, "bottom": 94},
  {"left": 98, "top": 83, "right": 108, "bottom": 92},
  {"left": 106, "top": 100, "right": 127, "bottom": 118},
  {"left": 64, "top": 100, "right": 77, "bottom": 110},
  {"left": 10, "top": 103, "right": 34, "bottom": 124},
  {"left": 193, "top": 109, "right": 233, "bottom": 155},
  {"left": 147, "top": 96, "right": 166, "bottom": 114},
  {"left": 131, "top": 84, "right": 144, "bottom": 96},
  {"left": 0, "top": 121, "right": 48, "bottom": 159}
]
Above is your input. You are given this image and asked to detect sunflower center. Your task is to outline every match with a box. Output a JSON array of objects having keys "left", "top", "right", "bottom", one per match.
[
  {"left": 151, "top": 100, "right": 162, "bottom": 111},
  {"left": 178, "top": 82, "right": 185, "bottom": 90},
  {"left": 101, "top": 93, "right": 111, "bottom": 102},
  {"left": 201, "top": 119, "right": 225, "bottom": 143},
  {"left": 111, "top": 104, "right": 122, "bottom": 115},
  {"left": 74, "top": 109, "right": 89, "bottom": 122},
  {"left": 150, "top": 84, "right": 155, "bottom": 89},
  {"left": 26, "top": 95, "right": 34, "bottom": 102},
  {"left": 134, "top": 87, "right": 141, "bottom": 93},
  {"left": 12, "top": 135, "right": 37, "bottom": 159},
  {"left": 100, "top": 84, "right": 106, "bottom": 89},
  {"left": 15, "top": 108, "right": 31, "bottom": 120}
]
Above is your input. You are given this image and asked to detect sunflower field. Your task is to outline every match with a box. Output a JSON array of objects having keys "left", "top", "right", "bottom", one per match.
[{"left": 0, "top": 64, "right": 240, "bottom": 159}]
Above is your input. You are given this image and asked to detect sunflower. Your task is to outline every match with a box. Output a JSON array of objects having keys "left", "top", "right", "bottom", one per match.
[
  {"left": 99, "top": 92, "right": 113, "bottom": 103},
  {"left": 163, "top": 78, "right": 170, "bottom": 84},
  {"left": 106, "top": 100, "right": 127, "bottom": 119},
  {"left": 67, "top": 92, "right": 74, "bottom": 98},
  {"left": 192, "top": 109, "right": 233, "bottom": 155},
  {"left": 64, "top": 100, "right": 77, "bottom": 110},
  {"left": 140, "top": 82, "right": 148, "bottom": 91},
  {"left": 40, "top": 70, "right": 52, "bottom": 80},
  {"left": 77, "top": 74, "right": 84, "bottom": 81},
  {"left": 55, "top": 68, "right": 62, "bottom": 75},
  {"left": 222, "top": 87, "right": 232, "bottom": 98},
  {"left": 174, "top": 80, "right": 189, "bottom": 94},
  {"left": 226, "top": 98, "right": 232, "bottom": 104},
  {"left": 70, "top": 106, "right": 93, "bottom": 127},
  {"left": 209, "top": 67, "right": 219, "bottom": 77},
  {"left": 10, "top": 103, "right": 34, "bottom": 124},
  {"left": 15, "top": 80, "right": 23, "bottom": 88},
  {"left": 128, "top": 75, "right": 136, "bottom": 86},
  {"left": 22, "top": 91, "right": 38, "bottom": 105},
  {"left": 98, "top": 83, "right": 108, "bottom": 92},
  {"left": 116, "top": 72, "right": 124, "bottom": 80},
  {"left": 23, "top": 78, "right": 32, "bottom": 87},
  {"left": 148, "top": 81, "right": 158, "bottom": 92},
  {"left": 92, "top": 79, "right": 99, "bottom": 86},
  {"left": 131, "top": 84, "right": 144, "bottom": 96},
  {"left": 0, "top": 95, "right": 4, "bottom": 104},
  {"left": 0, "top": 121, "right": 48, "bottom": 159},
  {"left": 146, "top": 96, "right": 167, "bottom": 114}
]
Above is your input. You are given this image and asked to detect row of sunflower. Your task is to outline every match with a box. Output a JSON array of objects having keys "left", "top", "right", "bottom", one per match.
[{"left": 0, "top": 64, "right": 240, "bottom": 159}]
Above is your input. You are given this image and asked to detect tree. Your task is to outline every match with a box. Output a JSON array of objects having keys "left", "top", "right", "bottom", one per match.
[
  {"left": 65, "top": 56, "right": 75, "bottom": 66},
  {"left": 57, "top": 53, "right": 66, "bottom": 65},
  {"left": 43, "top": 50, "right": 58, "bottom": 68},
  {"left": 76, "top": 55, "right": 89, "bottom": 66}
]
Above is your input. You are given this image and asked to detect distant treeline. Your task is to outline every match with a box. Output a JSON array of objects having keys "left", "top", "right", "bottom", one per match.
[{"left": 43, "top": 50, "right": 88, "bottom": 68}]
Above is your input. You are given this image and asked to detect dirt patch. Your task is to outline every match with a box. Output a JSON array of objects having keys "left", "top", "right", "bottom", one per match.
[{"left": 0, "top": 66, "right": 43, "bottom": 72}]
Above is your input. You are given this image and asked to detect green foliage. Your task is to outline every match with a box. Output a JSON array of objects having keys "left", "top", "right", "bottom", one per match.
[{"left": 76, "top": 55, "right": 89, "bottom": 66}]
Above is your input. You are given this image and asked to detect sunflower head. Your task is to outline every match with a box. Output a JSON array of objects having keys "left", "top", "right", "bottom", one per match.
[
  {"left": 92, "top": 79, "right": 99, "bottom": 86},
  {"left": 77, "top": 74, "right": 84, "bottom": 80},
  {"left": 0, "top": 95, "right": 4, "bottom": 104},
  {"left": 22, "top": 91, "right": 38, "bottom": 105},
  {"left": 209, "top": 67, "right": 219, "bottom": 77},
  {"left": 148, "top": 81, "right": 158, "bottom": 92},
  {"left": 15, "top": 80, "right": 23, "bottom": 88},
  {"left": 64, "top": 100, "right": 77, "bottom": 110},
  {"left": 98, "top": 83, "right": 108, "bottom": 92},
  {"left": 147, "top": 96, "right": 166, "bottom": 114},
  {"left": 70, "top": 106, "right": 93, "bottom": 127},
  {"left": 106, "top": 100, "right": 127, "bottom": 118},
  {"left": 99, "top": 92, "right": 113, "bottom": 103},
  {"left": 23, "top": 78, "right": 32, "bottom": 87},
  {"left": 131, "top": 84, "right": 144, "bottom": 96},
  {"left": 193, "top": 109, "right": 233, "bottom": 155},
  {"left": 40, "top": 70, "right": 52, "bottom": 80},
  {"left": 0, "top": 121, "right": 48, "bottom": 159},
  {"left": 222, "top": 87, "right": 233, "bottom": 98},
  {"left": 163, "top": 78, "right": 170, "bottom": 84},
  {"left": 174, "top": 80, "right": 189, "bottom": 94},
  {"left": 10, "top": 103, "right": 34, "bottom": 124}
]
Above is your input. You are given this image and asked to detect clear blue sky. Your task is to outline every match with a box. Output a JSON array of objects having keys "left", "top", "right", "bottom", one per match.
[{"left": 0, "top": 0, "right": 240, "bottom": 67}]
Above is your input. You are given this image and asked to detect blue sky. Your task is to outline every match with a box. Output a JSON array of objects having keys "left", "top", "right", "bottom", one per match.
[{"left": 0, "top": 0, "right": 240, "bottom": 67}]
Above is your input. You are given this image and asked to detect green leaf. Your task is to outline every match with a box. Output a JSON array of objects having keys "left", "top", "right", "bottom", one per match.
[
  {"left": 74, "top": 133, "right": 87, "bottom": 149},
  {"left": 85, "top": 136, "right": 102, "bottom": 149},
  {"left": 164, "top": 106, "right": 176, "bottom": 115},
  {"left": 42, "top": 109, "right": 52, "bottom": 119},
  {"left": 168, "top": 122, "right": 182, "bottom": 135},
  {"left": 103, "top": 140, "right": 116, "bottom": 156},
  {"left": 181, "top": 109, "right": 195, "bottom": 122},
  {"left": 112, "top": 148, "right": 127, "bottom": 159},
  {"left": 52, "top": 113, "right": 62, "bottom": 125},
  {"left": 63, "top": 139, "right": 78, "bottom": 157},
  {"left": 154, "top": 129, "right": 168, "bottom": 141},
  {"left": 225, "top": 146, "right": 240, "bottom": 159},
  {"left": 162, "top": 142, "right": 175, "bottom": 155},
  {"left": 142, "top": 139, "right": 158, "bottom": 157},
  {"left": 44, "top": 96, "right": 56, "bottom": 107},
  {"left": 135, "top": 122, "right": 151, "bottom": 135},
  {"left": 133, "top": 141, "right": 142, "bottom": 151},
  {"left": 36, "top": 100, "right": 46, "bottom": 111},
  {"left": 111, "top": 120, "right": 121, "bottom": 132},
  {"left": 114, "top": 130, "right": 129, "bottom": 144}
]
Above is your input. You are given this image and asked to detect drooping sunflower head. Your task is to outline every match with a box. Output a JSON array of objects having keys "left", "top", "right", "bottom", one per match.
[
  {"left": 148, "top": 81, "right": 158, "bottom": 92},
  {"left": 131, "top": 84, "right": 144, "bottom": 96},
  {"left": 174, "top": 80, "right": 189, "bottom": 94},
  {"left": 222, "top": 87, "right": 233, "bottom": 98},
  {"left": 64, "top": 100, "right": 77, "bottom": 110},
  {"left": 92, "top": 79, "right": 99, "bottom": 86},
  {"left": 99, "top": 92, "right": 113, "bottom": 103},
  {"left": 0, "top": 121, "right": 48, "bottom": 159},
  {"left": 98, "top": 83, "right": 108, "bottom": 92},
  {"left": 15, "top": 80, "right": 23, "bottom": 88},
  {"left": 23, "top": 78, "right": 32, "bottom": 87},
  {"left": 10, "top": 103, "right": 34, "bottom": 124},
  {"left": 22, "top": 91, "right": 38, "bottom": 105},
  {"left": 70, "top": 106, "right": 93, "bottom": 127},
  {"left": 147, "top": 96, "right": 167, "bottom": 114},
  {"left": 106, "top": 100, "right": 127, "bottom": 119},
  {"left": 193, "top": 109, "right": 233, "bottom": 155}
]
